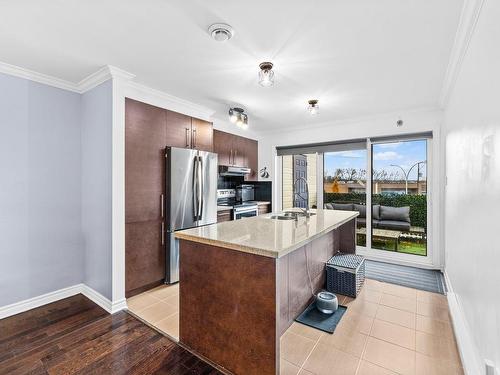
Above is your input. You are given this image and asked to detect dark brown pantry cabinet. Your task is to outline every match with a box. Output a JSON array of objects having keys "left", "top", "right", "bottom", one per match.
[
  {"left": 213, "top": 129, "right": 258, "bottom": 181},
  {"left": 125, "top": 98, "right": 214, "bottom": 297}
]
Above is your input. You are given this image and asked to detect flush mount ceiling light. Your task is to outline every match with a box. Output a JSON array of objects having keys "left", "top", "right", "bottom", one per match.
[
  {"left": 308, "top": 100, "right": 319, "bottom": 115},
  {"left": 229, "top": 107, "right": 248, "bottom": 128},
  {"left": 208, "top": 23, "right": 235, "bottom": 42},
  {"left": 258, "top": 62, "right": 275, "bottom": 87}
]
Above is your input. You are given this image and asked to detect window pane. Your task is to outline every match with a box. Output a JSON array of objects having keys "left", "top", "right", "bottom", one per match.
[
  {"left": 323, "top": 149, "right": 367, "bottom": 247},
  {"left": 371, "top": 140, "right": 427, "bottom": 256}
]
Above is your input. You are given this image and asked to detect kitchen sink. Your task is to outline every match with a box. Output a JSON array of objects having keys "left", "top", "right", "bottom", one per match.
[
  {"left": 268, "top": 211, "right": 316, "bottom": 220},
  {"left": 269, "top": 215, "right": 296, "bottom": 220}
]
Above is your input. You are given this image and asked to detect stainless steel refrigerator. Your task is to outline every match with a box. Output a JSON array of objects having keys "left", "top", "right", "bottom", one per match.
[{"left": 165, "top": 147, "right": 218, "bottom": 284}]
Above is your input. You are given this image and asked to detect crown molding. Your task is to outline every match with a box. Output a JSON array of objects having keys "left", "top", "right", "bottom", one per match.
[
  {"left": 0, "top": 60, "right": 81, "bottom": 93},
  {"left": 0, "top": 61, "right": 136, "bottom": 94},
  {"left": 125, "top": 81, "right": 216, "bottom": 121},
  {"left": 77, "top": 65, "right": 135, "bottom": 93},
  {"left": 438, "top": 0, "right": 485, "bottom": 108}
]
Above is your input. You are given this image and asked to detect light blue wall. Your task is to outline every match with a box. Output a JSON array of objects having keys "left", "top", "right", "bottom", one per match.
[
  {"left": 0, "top": 73, "right": 84, "bottom": 306},
  {"left": 81, "top": 80, "right": 113, "bottom": 300}
]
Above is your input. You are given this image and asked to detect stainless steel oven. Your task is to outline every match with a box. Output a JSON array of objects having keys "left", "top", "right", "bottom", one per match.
[{"left": 233, "top": 205, "right": 258, "bottom": 220}]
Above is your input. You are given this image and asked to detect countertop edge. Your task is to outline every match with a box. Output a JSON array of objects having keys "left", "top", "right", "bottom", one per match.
[{"left": 175, "top": 212, "right": 358, "bottom": 259}]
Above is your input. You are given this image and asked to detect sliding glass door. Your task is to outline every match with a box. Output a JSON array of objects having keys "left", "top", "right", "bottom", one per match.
[
  {"left": 371, "top": 139, "right": 428, "bottom": 256},
  {"left": 323, "top": 149, "right": 367, "bottom": 247},
  {"left": 277, "top": 134, "right": 432, "bottom": 265}
]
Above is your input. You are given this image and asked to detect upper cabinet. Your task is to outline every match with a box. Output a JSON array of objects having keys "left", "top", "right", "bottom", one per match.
[
  {"left": 166, "top": 110, "right": 192, "bottom": 148},
  {"left": 165, "top": 110, "right": 213, "bottom": 151},
  {"left": 213, "top": 130, "right": 258, "bottom": 181},
  {"left": 191, "top": 118, "right": 213, "bottom": 152}
]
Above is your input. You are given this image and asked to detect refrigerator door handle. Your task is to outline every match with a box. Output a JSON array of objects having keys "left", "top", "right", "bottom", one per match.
[
  {"left": 198, "top": 156, "right": 205, "bottom": 220},
  {"left": 192, "top": 155, "right": 199, "bottom": 221}
]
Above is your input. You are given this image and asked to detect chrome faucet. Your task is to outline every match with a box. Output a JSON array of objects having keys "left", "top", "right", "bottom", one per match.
[{"left": 293, "top": 176, "right": 310, "bottom": 218}]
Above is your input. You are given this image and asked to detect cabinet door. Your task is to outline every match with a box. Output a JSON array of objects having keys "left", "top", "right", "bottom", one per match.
[
  {"left": 125, "top": 220, "right": 165, "bottom": 296},
  {"left": 213, "top": 130, "right": 232, "bottom": 166},
  {"left": 166, "top": 110, "right": 192, "bottom": 148},
  {"left": 191, "top": 118, "right": 213, "bottom": 152},
  {"left": 233, "top": 134, "right": 247, "bottom": 167},
  {"left": 125, "top": 98, "right": 166, "bottom": 223},
  {"left": 244, "top": 138, "right": 258, "bottom": 181},
  {"left": 217, "top": 209, "right": 232, "bottom": 223}
]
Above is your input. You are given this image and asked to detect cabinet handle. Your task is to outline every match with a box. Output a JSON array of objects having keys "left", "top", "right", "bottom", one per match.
[
  {"left": 161, "top": 222, "right": 165, "bottom": 245},
  {"left": 235, "top": 149, "right": 237, "bottom": 164},
  {"left": 185, "top": 128, "right": 190, "bottom": 148},
  {"left": 160, "top": 194, "right": 164, "bottom": 218},
  {"left": 192, "top": 128, "right": 197, "bottom": 149}
]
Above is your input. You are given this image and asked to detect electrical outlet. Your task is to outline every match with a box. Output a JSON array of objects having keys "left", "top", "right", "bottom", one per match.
[{"left": 485, "top": 360, "right": 497, "bottom": 375}]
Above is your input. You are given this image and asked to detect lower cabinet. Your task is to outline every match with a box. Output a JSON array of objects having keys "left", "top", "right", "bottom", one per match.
[
  {"left": 217, "top": 209, "right": 232, "bottom": 223},
  {"left": 125, "top": 220, "right": 165, "bottom": 297},
  {"left": 258, "top": 203, "right": 270, "bottom": 215}
]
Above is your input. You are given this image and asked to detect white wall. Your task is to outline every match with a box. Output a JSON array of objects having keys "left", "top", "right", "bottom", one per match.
[
  {"left": 81, "top": 80, "right": 113, "bottom": 300},
  {"left": 443, "top": 0, "right": 500, "bottom": 371},
  {"left": 0, "top": 73, "right": 84, "bottom": 306}
]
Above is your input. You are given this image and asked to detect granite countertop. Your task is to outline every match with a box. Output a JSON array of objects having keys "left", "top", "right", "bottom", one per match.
[{"left": 175, "top": 209, "right": 358, "bottom": 258}]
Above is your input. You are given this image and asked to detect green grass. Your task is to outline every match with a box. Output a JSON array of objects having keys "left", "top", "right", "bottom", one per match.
[{"left": 356, "top": 235, "right": 427, "bottom": 256}]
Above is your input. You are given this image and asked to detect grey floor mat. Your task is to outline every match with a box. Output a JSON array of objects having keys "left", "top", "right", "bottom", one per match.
[{"left": 365, "top": 260, "right": 446, "bottom": 294}]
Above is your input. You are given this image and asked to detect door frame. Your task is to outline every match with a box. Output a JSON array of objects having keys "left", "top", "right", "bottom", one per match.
[{"left": 275, "top": 135, "right": 441, "bottom": 270}]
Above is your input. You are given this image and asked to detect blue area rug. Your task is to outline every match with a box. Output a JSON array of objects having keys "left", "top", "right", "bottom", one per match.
[
  {"left": 365, "top": 260, "right": 446, "bottom": 294},
  {"left": 295, "top": 302, "right": 347, "bottom": 334}
]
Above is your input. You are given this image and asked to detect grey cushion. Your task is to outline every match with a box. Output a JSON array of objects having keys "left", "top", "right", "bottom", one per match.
[
  {"left": 378, "top": 220, "right": 411, "bottom": 231},
  {"left": 332, "top": 203, "right": 353, "bottom": 211},
  {"left": 353, "top": 204, "right": 366, "bottom": 218},
  {"left": 356, "top": 218, "right": 380, "bottom": 228},
  {"left": 372, "top": 205, "right": 380, "bottom": 220},
  {"left": 324, "top": 203, "right": 334, "bottom": 209},
  {"left": 380, "top": 206, "right": 410, "bottom": 223}
]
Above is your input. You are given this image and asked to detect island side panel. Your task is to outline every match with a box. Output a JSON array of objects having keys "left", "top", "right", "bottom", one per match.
[
  {"left": 339, "top": 218, "right": 357, "bottom": 253},
  {"left": 179, "top": 239, "right": 278, "bottom": 375},
  {"left": 278, "top": 230, "right": 336, "bottom": 335}
]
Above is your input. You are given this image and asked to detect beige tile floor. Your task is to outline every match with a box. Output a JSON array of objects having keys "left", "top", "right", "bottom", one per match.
[
  {"left": 127, "top": 283, "right": 180, "bottom": 340},
  {"left": 127, "top": 279, "right": 463, "bottom": 375}
]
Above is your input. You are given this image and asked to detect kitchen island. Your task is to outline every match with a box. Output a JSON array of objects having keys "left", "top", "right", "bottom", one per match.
[{"left": 175, "top": 209, "right": 358, "bottom": 375}]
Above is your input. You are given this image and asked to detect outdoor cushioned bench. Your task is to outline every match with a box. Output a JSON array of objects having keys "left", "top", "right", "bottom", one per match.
[{"left": 324, "top": 203, "right": 411, "bottom": 232}]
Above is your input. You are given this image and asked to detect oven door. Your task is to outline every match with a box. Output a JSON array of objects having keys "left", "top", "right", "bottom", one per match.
[{"left": 234, "top": 207, "right": 258, "bottom": 220}]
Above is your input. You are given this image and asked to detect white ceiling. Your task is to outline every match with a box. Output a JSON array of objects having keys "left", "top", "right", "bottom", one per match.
[{"left": 0, "top": 0, "right": 463, "bottom": 131}]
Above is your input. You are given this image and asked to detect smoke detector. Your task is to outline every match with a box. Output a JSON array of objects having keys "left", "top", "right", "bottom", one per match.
[{"left": 208, "top": 23, "right": 234, "bottom": 42}]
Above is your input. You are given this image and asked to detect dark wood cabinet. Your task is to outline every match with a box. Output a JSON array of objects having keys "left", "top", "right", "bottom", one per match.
[
  {"left": 258, "top": 203, "right": 270, "bottom": 215},
  {"left": 213, "top": 130, "right": 258, "bottom": 181},
  {"left": 213, "top": 130, "right": 232, "bottom": 165},
  {"left": 125, "top": 220, "right": 165, "bottom": 294},
  {"left": 125, "top": 98, "right": 167, "bottom": 297},
  {"left": 166, "top": 111, "right": 213, "bottom": 151},
  {"left": 166, "top": 110, "right": 191, "bottom": 148},
  {"left": 217, "top": 209, "right": 232, "bottom": 223},
  {"left": 191, "top": 118, "right": 213, "bottom": 152},
  {"left": 125, "top": 98, "right": 215, "bottom": 297}
]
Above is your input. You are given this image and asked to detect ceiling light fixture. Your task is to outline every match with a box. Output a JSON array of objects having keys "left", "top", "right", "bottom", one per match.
[
  {"left": 308, "top": 100, "right": 319, "bottom": 115},
  {"left": 208, "top": 23, "right": 235, "bottom": 42},
  {"left": 258, "top": 62, "right": 274, "bottom": 87},
  {"left": 229, "top": 107, "right": 248, "bottom": 128}
]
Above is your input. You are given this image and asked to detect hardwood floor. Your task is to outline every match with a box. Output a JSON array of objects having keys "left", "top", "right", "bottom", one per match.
[{"left": 0, "top": 294, "right": 221, "bottom": 375}]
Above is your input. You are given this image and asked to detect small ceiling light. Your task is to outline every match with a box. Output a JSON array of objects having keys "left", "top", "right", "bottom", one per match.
[
  {"left": 208, "top": 23, "right": 234, "bottom": 42},
  {"left": 308, "top": 100, "right": 319, "bottom": 115},
  {"left": 229, "top": 107, "right": 248, "bottom": 128},
  {"left": 258, "top": 62, "right": 275, "bottom": 87}
]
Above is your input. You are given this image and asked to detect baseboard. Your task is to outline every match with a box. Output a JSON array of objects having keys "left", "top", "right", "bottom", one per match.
[
  {"left": 0, "top": 284, "right": 128, "bottom": 319},
  {"left": 444, "top": 271, "right": 483, "bottom": 375},
  {"left": 0, "top": 284, "right": 82, "bottom": 319}
]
